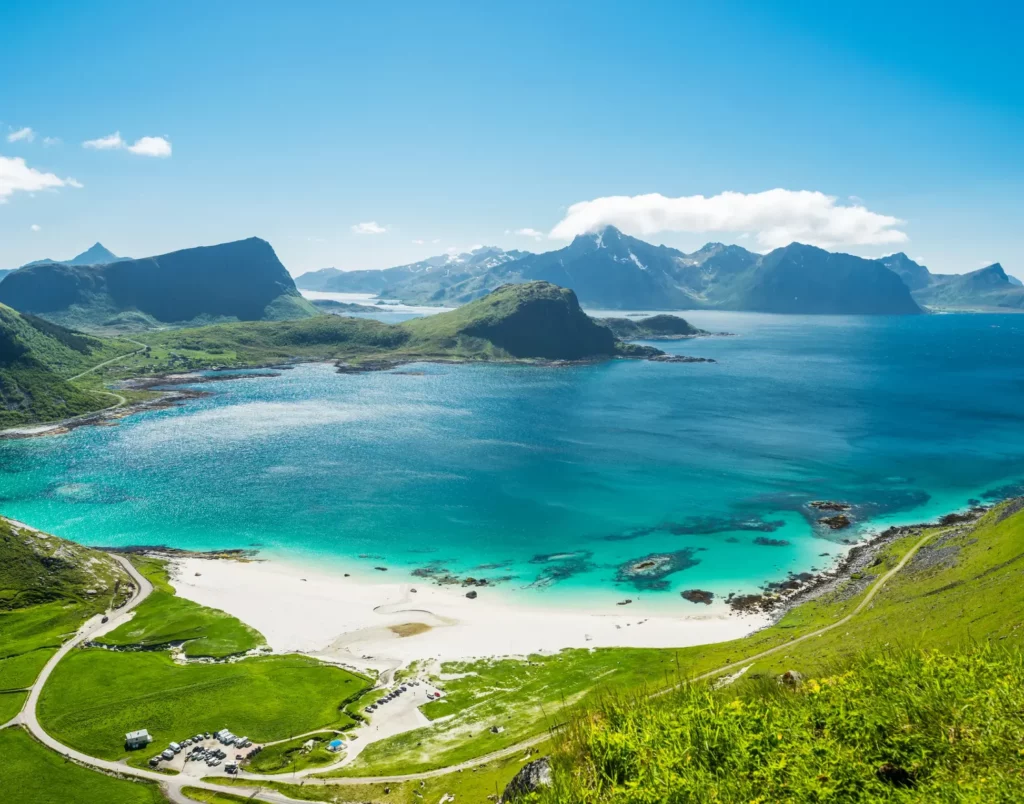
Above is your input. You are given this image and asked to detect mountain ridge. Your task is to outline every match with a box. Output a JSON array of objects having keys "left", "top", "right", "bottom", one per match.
[
  {"left": 301, "top": 227, "right": 924, "bottom": 315},
  {"left": 0, "top": 237, "right": 319, "bottom": 331}
]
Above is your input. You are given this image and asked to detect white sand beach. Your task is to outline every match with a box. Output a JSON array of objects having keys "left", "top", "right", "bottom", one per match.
[{"left": 169, "top": 555, "right": 770, "bottom": 678}]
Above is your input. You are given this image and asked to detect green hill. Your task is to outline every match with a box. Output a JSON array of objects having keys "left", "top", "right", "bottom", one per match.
[
  {"left": 0, "top": 518, "right": 133, "bottom": 693},
  {"left": 533, "top": 501, "right": 1024, "bottom": 803},
  {"left": 0, "top": 304, "right": 135, "bottom": 429},
  {"left": 596, "top": 314, "right": 707, "bottom": 340},
  {"left": 0, "top": 238, "right": 318, "bottom": 332},
  {"left": 128, "top": 281, "right": 650, "bottom": 370}
]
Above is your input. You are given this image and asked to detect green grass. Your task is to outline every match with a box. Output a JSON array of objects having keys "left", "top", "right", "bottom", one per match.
[
  {"left": 0, "top": 726, "right": 165, "bottom": 804},
  {"left": 0, "top": 520, "right": 134, "bottom": 690},
  {"left": 0, "top": 303, "right": 139, "bottom": 428},
  {"left": 542, "top": 646, "right": 1024, "bottom": 803},
  {"left": 245, "top": 731, "right": 342, "bottom": 775},
  {"left": 182, "top": 787, "right": 253, "bottom": 804},
  {"left": 216, "top": 744, "right": 544, "bottom": 802},
  {"left": 0, "top": 517, "right": 132, "bottom": 612},
  {"left": 0, "top": 690, "right": 26, "bottom": 722},
  {"left": 39, "top": 650, "right": 369, "bottom": 769},
  {"left": 98, "top": 557, "right": 264, "bottom": 658},
  {"left": 339, "top": 503, "right": 1024, "bottom": 777}
]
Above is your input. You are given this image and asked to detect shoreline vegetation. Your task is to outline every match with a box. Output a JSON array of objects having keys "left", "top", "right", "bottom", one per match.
[
  {"left": 4, "top": 496, "right": 1023, "bottom": 798},
  {"left": 1, "top": 281, "right": 723, "bottom": 439}
]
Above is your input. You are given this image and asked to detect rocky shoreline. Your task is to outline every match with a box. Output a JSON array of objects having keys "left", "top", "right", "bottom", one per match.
[{"left": 725, "top": 504, "right": 993, "bottom": 619}]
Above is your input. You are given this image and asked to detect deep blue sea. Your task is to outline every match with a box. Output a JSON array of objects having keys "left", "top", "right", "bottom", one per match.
[{"left": 2, "top": 311, "right": 1024, "bottom": 608}]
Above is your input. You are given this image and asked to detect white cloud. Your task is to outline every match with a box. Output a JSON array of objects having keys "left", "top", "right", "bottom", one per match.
[
  {"left": 412, "top": 238, "right": 425, "bottom": 244},
  {"left": 513, "top": 227, "right": 544, "bottom": 240},
  {"left": 351, "top": 221, "right": 387, "bottom": 235},
  {"left": 126, "top": 135, "right": 172, "bottom": 157},
  {"left": 43, "top": 136, "right": 62, "bottom": 147},
  {"left": 83, "top": 131, "right": 126, "bottom": 150},
  {"left": 549, "top": 189, "right": 909, "bottom": 250},
  {"left": 7, "top": 127, "right": 35, "bottom": 143},
  {"left": 30, "top": 223, "right": 41, "bottom": 231},
  {"left": 0, "top": 155, "right": 82, "bottom": 203},
  {"left": 83, "top": 131, "right": 172, "bottom": 157}
]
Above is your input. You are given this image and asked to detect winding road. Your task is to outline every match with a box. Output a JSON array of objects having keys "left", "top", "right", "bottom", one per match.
[{"left": 9, "top": 526, "right": 943, "bottom": 803}]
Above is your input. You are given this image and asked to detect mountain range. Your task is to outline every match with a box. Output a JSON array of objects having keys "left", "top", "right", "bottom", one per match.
[
  {"left": 298, "top": 228, "right": 922, "bottom": 314},
  {"left": 0, "top": 238, "right": 317, "bottom": 331},
  {"left": 297, "top": 245, "right": 531, "bottom": 296},
  {"left": 299, "top": 227, "right": 1023, "bottom": 315}
]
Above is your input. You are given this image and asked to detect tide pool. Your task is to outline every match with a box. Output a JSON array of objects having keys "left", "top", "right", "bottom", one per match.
[{"left": 2, "top": 311, "right": 1024, "bottom": 608}]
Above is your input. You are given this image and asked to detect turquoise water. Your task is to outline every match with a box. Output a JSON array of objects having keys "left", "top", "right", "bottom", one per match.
[{"left": 2, "top": 311, "right": 1024, "bottom": 607}]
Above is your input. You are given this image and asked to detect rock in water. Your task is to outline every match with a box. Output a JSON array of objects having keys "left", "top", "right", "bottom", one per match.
[
  {"left": 681, "top": 589, "right": 714, "bottom": 605},
  {"left": 500, "top": 757, "right": 552, "bottom": 802}
]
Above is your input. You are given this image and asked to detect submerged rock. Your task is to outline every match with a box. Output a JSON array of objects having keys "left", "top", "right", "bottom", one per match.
[
  {"left": 616, "top": 549, "right": 701, "bottom": 590},
  {"left": 818, "top": 514, "right": 852, "bottom": 530}
]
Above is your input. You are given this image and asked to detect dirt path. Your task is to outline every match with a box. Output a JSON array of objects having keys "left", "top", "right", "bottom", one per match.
[{"left": 67, "top": 339, "right": 147, "bottom": 382}]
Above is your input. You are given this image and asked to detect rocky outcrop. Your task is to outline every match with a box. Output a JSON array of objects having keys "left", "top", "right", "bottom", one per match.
[
  {"left": 500, "top": 756, "right": 552, "bottom": 802},
  {"left": 681, "top": 589, "right": 714, "bottom": 605}
]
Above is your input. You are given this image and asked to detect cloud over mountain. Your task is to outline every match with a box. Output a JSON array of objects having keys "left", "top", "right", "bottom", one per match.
[{"left": 549, "top": 189, "right": 908, "bottom": 250}]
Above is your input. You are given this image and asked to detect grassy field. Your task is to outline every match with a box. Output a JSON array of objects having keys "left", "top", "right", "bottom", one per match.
[
  {"left": 39, "top": 650, "right": 368, "bottom": 769},
  {"left": 0, "top": 726, "right": 166, "bottom": 804},
  {"left": 336, "top": 503, "right": 1024, "bottom": 776},
  {"left": 217, "top": 745, "right": 544, "bottom": 803},
  {"left": 98, "top": 557, "right": 264, "bottom": 658},
  {"left": 245, "top": 731, "right": 342, "bottom": 775},
  {"left": 0, "top": 690, "right": 26, "bottom": 722},
  {"left": 543, "top": 646, "right": 1024, "bottom": 803},
  {"left": 182, "top": 787, "right": 252, "bottom": 803}
]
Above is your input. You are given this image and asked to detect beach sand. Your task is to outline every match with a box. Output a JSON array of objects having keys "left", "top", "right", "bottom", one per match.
[{"left": 169, "top": 555, "right": 770, "bottom": 678}]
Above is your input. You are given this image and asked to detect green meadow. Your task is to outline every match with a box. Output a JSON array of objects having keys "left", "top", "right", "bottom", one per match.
[{"left": 0, "top": 726, "right": 165, "bottom": 804}]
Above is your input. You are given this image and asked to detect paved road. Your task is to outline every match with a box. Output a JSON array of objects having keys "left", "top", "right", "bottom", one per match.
[
  {"left": 15, "top": 554, "right": 295, "bottom": 804},
  {"left": 13, "top": 527, "right": 942, "bottom": 803}
]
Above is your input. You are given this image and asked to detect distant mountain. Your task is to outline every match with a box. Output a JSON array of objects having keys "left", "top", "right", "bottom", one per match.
[
  {"left": 913, "top": 263, "right": 1024, "bottom": 310},
  {"left": 597, "top": 314, "right": 707, "bottom": 340},
  {"left": 742, "top": 243, "right": 922, "bottom": 315},
  {"left": 879, "top": 253, "right": 931, "bottom": 291},
  {"left": 332, "top": 227, "right": 920, "bottom": 315},
  {"left": 0, "top": 238, "right": 318, "bottom": 331},
  {"left": 295, "top": 246, "right": 531, "bottom": 297},
  {"left": 0, "top": 270, "right": 11, "bottom": 284},
  {"left": 0, "top": 304, "right": 132, "bottom": 428},
  {"left": 21, "top": 242, "right": 128, "bottom": 269},
  {"left": 876, "top": 253, "right": 1024, "bottom": 310}
]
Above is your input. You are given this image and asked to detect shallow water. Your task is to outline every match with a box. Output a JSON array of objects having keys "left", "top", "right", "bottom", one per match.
[{"left": 2, "top": 311, "right": 1023, "bottom": 608}]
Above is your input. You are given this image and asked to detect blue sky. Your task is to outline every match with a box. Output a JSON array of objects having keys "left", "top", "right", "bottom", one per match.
[{"left": 1, "top": 0, "right": 1022, "bottom": 277}]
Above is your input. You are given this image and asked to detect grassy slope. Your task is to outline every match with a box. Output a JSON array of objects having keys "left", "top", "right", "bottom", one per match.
[
  {"left": 98, "top": 557, "right": 264, "bottom": 659},
  {"left": 0, "top": 519, "right": 133, "bottom": 690},
  {"left": 217, "top": 745, "right": 543, "bottom": 803},
  {"left": 338, "top": 503, "right": 1024, "bottom": 776},
  {"left": 182, "top": 788, "right": 251, "bottom": 804},
  {"left": 544, "top": 647, "right": 1024, "bottom": 803},
  {"left": 0, "top": 303, "right": 136, "bottom": 428},
  {"left": 0, "top": 726, "right": 165, "bottom": 804}
]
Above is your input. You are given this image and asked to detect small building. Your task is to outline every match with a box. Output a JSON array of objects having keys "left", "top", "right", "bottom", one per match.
[
  {"left": 328, "top": 739, "right": 345, "bottom": 753},
  {"left": 125, "top": 729, "right": 153, "bottom": 750}
]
